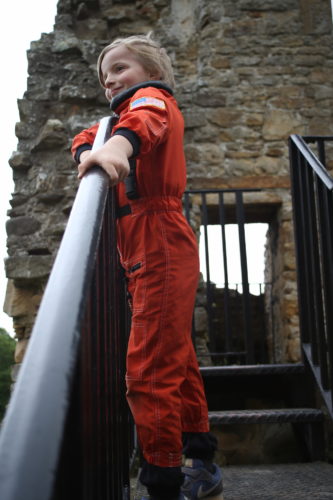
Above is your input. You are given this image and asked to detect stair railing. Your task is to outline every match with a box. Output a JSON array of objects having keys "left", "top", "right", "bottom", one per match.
[
  {"left": 289, "top": 135, "right": 333, "bottom": 418},
  {"left": 184, "top": 188, "right": 270, "bottom": 365},
  {"left": 0, "top": 117, "right": 133, "bottom": 500}
]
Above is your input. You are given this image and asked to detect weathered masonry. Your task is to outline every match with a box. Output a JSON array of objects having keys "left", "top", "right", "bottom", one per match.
[{"left": 4, "top": 0, "right": 333, "bottom": 370}]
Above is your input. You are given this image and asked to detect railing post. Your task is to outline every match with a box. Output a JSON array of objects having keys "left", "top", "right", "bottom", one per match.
[{"left": 235, "top": 191, "right": 254, "bottom": 364}]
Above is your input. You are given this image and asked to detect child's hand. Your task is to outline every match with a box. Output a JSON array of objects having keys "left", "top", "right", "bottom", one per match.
[
  {"left": 78, "top": 135, "right": 133, "bottom": 186},
  {"left": 79, "top": 150, "right": 91, "bottom": 163}
]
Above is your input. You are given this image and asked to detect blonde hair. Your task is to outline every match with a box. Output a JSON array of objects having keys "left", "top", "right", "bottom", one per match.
[{"left": 97, "top": 33, "right": 175, "bottom": 90}]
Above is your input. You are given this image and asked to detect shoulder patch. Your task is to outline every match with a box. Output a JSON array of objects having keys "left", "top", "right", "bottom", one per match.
[{"left": 130, "top": 96, "right": 166, "bottom": 111}]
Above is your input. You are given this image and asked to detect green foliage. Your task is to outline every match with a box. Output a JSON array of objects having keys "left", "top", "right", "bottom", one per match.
[{"left": 0, "top": 329, "right": 16, "bottom": 420}]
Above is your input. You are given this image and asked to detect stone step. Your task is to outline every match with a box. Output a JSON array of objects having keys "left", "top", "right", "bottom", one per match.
[
  {"left": 209, "top": 407, "right": 326, "bottom": 463},
  {"left": 201, "top": 363, "right": 315, "bottom": 414}
]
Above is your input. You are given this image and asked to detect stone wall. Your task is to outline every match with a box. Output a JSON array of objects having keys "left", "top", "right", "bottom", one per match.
[{"left": 4, "top": 0, "right": 333, "bottom": 365}]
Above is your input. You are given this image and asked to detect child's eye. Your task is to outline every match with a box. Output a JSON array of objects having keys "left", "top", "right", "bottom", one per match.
[{"left": 116, "top": 65, "right": 125, "bottom": 72}]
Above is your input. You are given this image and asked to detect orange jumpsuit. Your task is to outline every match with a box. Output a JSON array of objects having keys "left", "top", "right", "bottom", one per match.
[{"left": 72, "top": 83, "right": 209, "bottom": 468}]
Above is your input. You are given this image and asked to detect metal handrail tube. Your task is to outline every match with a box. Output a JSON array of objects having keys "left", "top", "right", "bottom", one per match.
[
  {"left": 290, "top": 135, "right": 333, "bottom": 191},
  {"left": 0, "top": 117, "right": 111, "bottom": 500}
]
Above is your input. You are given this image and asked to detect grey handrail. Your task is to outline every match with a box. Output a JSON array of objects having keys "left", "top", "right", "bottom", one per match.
[
  {"left": 290, "top": 134, "right": 333, "bottom": 190},
  {"left": 0, "top": 117, "right": 111, "bottom": 500}
]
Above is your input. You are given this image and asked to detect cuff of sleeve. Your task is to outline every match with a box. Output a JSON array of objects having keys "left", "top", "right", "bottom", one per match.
[
  {"left": 112, "top": 128, "right": 141, "bottom": 157},
  {"left": 74, "top": 144, "right": 93, "bottom": 164}
]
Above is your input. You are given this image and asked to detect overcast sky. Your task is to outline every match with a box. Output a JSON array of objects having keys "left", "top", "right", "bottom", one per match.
[{"left": 0, "top": 0, "right": 58, "bottom": 335}]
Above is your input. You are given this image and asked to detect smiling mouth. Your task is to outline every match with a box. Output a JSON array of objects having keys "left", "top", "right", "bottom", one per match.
[{"left": 111, "top": 87, "right": 123, "bottom": 96}]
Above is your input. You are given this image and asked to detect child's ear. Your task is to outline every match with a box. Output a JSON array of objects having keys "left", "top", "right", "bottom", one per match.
[{"left": 149, "top": 73, "right": 161, "bottom": 81}]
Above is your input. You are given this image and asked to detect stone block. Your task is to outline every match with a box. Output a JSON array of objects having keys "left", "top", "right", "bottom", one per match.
[
  {"left": 8, "top": 152, "right": 32, "bottom": 171},
  {"left": 262, "top": 110, "right": 304, "bottom": 140},
  {"left": 183, "top": 110, "right": 207, "bottom": 129},
  {"left": 5, "top": 255, "right": 53, "bottom": 282},
  {"left": 14, "top": 339, "right": 29, "bottom": 364},
  {"left": 194, "top": 306, "right": 208, "bottom": 332},
  {"left": 240, "top": 0, "right": 296, "bottom": 11},
  {"left": 33, "top": 119, "right": 68, "bottom": 151},
  {"left": 3, "top": 280, "right": 40, "bottom": 319},
  {"left": 59, "top": 84, "right": 98, "bottom": 103},
  {"left": 6, "top": 216, "right": 41, "bottom": 236},
  {"left": 208, "top": 108, "right": 242, "bottom": 128},
  {"left": 52, "top": 33, "right": 82, "bottom": 54}
]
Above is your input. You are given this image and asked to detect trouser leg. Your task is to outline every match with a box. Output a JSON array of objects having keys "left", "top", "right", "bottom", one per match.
[
  {"left": 182, "top": 432, "right": 218, "bottom": 461},
  {"left": 180, "top": 342, "right": 209, "bottom": 432},
  {"left": 140, "top": 460, "right": 184, "bottom": 499},
  {"left": 126, "top": 247, "right": 207, "bottom": 466}
]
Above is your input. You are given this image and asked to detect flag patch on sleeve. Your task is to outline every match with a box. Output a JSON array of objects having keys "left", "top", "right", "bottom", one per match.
[{"left": 130, "top": 96, "right": 166, "bottom": 111}]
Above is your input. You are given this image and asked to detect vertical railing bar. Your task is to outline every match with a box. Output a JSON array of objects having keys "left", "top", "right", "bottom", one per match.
[
  {"left": 317, "top": 139, "right": 327, "bottom": 168},
  {"left": 201, "top": 192, "right": 216, "bottom": 352},
  {"left": 184, "top": 192, "right": 191, "bottom": 225},
  {"left": 300, "top": 152, "right": 318, "bottom": 356},
  {"left": 95, "top": 247, "right": 101, "bottom": 500},
  {"left": 306, "top": 167, "right": 329, "bottom": 385},
  {"left": 315, "top": 179, "right": 332, "bottom": 392},
  {"left": 313, "top": 176, "right": 330, "bottom": 389},
  {"left": 259, "top": 282, "right": 267, "bottom": 363},
  {"left": 327, "top": 189, "right": 333, "bottom": 399},
  {"left": 235, "top": 191, "right": 254, "bottom": 364},
  {"left": 289, "top": 140, "right": 304, "bottom": 348},
  {"left": 183, "top": 193, "right": 197, "bottom": 347},
  {"left": 103, "top": 203, "right": 112, "bottom": 499},
  {"left": 218, "top": 192, "right": 233, "bottom": 354}
]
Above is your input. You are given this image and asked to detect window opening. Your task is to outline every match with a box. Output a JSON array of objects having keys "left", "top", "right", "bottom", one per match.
[{"left": 199, "top": 222, "right": 268, "bottom": 295}]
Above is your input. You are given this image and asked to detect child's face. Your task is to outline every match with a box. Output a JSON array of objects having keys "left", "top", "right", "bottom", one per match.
[{"left": 101, "top": 45, "right": 155, "bottom": 101}]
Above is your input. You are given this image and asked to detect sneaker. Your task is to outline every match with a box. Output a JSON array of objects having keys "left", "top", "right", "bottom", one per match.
[{"left": 181, "top": 459, "right": 223, "bottom": 500}]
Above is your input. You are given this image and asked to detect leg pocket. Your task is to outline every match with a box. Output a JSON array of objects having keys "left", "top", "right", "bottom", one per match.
[
  {"left": 125, "top": 257, "right": 146, "bottom": 313},
  {"left": 126, "top": 321, "right": 147, "bottom": 380}
]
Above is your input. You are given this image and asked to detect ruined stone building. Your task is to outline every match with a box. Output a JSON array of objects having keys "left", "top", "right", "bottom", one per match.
[{"left": 3, "top": 0, "right": 333, "bottom": 369}]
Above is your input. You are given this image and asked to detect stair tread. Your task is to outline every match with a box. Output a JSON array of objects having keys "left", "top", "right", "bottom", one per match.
[
  {"left": 209, "top": 408, "right": 324, "bottom": 424},
  {"left": 221, "top": 462, "right": 333, "bottom": 500},
  {"left": 201, "top": 363, "right": 305, "bottom": 377}
]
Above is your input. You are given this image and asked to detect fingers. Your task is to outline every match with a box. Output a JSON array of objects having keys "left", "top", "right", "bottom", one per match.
[
  {"left": 77, "top": 158, "right": 92, "bottom": 179},
  {"left": 77, "top": 155, "right": 129, "bottom": 185}
]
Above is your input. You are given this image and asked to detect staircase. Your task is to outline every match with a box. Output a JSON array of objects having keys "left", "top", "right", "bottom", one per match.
[
  {"left": 202, "top": 363, "right": 325, "bottom": 464},
  {"left": 194, "top": 136, "right": 333, "bottom": 498}
]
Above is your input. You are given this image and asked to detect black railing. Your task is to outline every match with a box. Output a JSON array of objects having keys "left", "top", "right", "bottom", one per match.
[
  {"left": 184, "top": 189, "right": 271, "bottom": 366},
  {"left": 0, "top": 118, "right": 133, "bottom": 500},
  {"left": 289, "top": 135, "right": 333, "bottom": 418}
]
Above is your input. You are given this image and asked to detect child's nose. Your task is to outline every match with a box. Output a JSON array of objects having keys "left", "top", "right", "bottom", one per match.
[{"left": 104, "top": 73, "right": 114, "bottom": 87}]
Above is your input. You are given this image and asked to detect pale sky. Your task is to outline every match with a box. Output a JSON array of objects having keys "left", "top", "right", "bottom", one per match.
[{"left": 0, "top": 0, "right": 58, "bottom": 334}]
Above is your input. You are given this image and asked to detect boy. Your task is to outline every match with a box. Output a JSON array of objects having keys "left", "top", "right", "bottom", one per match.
[{"left": 72, "top": 34, "right": 223, "bottom": 500}]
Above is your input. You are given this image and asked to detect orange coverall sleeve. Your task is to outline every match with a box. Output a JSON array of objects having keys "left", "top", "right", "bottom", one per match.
[
  {"left": 71, "top": 122, "right": 99, "bottom": 160},
  {"left": 112, "top": 89, "right": 170, "bottom": 157}
]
